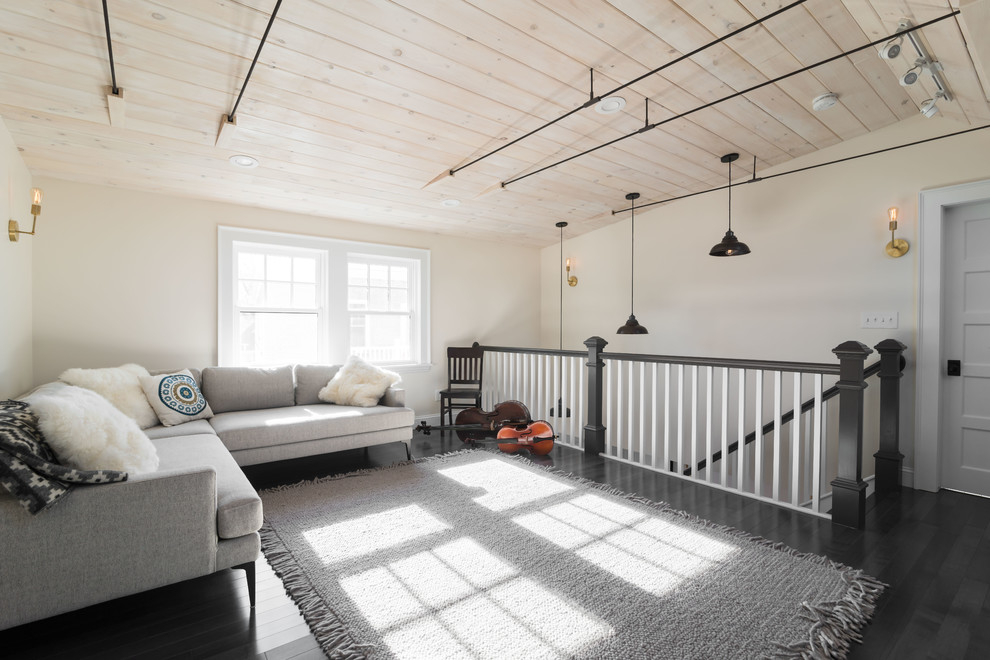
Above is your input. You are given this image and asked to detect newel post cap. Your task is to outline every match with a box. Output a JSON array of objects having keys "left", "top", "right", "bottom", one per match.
[
  {"left": 874, "top": 338, "right": 908, "bottom": 353},
  {"left": 832, "top": 340, "right": 873, "bottom": 360}
]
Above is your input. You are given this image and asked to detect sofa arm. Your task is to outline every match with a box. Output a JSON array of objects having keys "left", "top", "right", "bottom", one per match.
[
  {"left": 0, "top": 465, "right": 219, "bottom": 631},
  {"left": 381, "top": 386, "right": 406, "bottom": 407}
]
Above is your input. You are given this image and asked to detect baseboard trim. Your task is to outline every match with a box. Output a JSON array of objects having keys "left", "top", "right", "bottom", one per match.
[{"left": 901, "top": 466, "right": 915, "bottom": 489}]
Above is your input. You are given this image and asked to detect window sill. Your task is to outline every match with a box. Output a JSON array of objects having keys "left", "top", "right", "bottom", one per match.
[{"left": 386, "top": 363, "right": 433, "bottom": 374}]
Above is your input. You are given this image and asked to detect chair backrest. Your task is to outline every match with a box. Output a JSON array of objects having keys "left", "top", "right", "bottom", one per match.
[{"left": 447, "top": 345, "right": 484, "bottom": 388}]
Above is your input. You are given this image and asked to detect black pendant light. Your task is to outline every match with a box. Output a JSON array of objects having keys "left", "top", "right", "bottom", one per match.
[
  {"left": 709, "top": 152, "right": 751, "bottom": 257},
  {"left": 617, "top": 192, "right": 648, "bottom": 335}
]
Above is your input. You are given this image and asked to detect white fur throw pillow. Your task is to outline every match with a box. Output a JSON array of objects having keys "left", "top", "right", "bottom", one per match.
[
  {"left": 318, "top": 355, "right": 400, "bottom": 407},
  {"left": 60, "top": 363, "right": 159, "bottom": 429},
  {"left": 24, "top": 384, "right": 159, "bottom": 474}
]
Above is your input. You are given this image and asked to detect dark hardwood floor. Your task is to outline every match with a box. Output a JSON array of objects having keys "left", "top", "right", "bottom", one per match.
[{"left": 3, "top": 431, "right": 989, "bottom": 659}]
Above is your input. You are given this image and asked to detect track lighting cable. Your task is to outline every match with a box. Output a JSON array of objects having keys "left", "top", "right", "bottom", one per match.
[
  {"left": 445, "top": 0, "right": 810, "bottom": 177},
  {"left": 227, "top": 0, "right": 283, "bottom": 122},
  {"left": 610, "top": 122, "right": 990, "bottom": 215},
  {"left": 101, "top": 0, "right": 118, "bottom": 94},
  {"left": 502, "top": 9, "right": 960, "bottom": 189}
]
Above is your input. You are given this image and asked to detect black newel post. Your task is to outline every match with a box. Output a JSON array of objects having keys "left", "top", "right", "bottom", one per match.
[
  {"left": 874, "top": 338, "right": 907, "bottom": 495},
  {"left": 583, "top": 336, "right": 608, "bottom": 455},
  {"left": 830, "top": 340, "right": 873, "bottom": 529}
]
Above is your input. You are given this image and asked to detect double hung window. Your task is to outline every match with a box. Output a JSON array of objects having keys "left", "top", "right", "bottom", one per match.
[{"left": 219, "top": 227, "right": 429, "bottom": 369}]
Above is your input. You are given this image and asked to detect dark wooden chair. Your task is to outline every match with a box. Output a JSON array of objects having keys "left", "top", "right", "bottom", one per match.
[{"left": 439, "top": 345, "right": 484, "bottom": 425}]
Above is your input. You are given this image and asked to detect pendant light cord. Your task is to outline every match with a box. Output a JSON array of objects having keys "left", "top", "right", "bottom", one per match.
[
  {"left": 559, "top": 224, "right": 564, "bottom": 351},
  {"left": 727, "top": 159, "right": 732, "bottom": 232},
  {"left": 629, "top": 199, "right": 636, "bottom": 316}
]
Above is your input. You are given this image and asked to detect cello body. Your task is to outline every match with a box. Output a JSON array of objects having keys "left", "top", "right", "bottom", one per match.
[
  {"left": 453, "top": 400, "right": 530, "bottom": 442},
  {"left": 496, "top": 420, "right": 555, "bottom": 456}
]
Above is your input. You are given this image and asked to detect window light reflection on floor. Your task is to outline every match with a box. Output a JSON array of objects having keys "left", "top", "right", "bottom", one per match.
[
  {"left": 339, "top": 537, "right": 613, "bottom": 659},
  {"left": 437, "top": 459, "right": 574, "bottom": 512},
  {"left": 514, "top": 493, "right": 739, "bottom": 597},
  {"left": 302, "top": 504, "right": 449, "bottom": 564}
]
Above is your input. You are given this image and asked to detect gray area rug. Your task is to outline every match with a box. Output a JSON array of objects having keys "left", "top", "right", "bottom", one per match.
[{"left": 259, "top": 450, "right": 884, "bottom": 659}]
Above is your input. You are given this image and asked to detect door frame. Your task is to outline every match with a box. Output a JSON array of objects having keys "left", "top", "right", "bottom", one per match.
[{"left": 916, "top": 178, "right": 990, "bottom": 492}]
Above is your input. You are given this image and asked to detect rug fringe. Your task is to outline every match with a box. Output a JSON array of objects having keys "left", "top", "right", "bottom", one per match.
[{"left": 260, "top": 523, "right": 375, "bottom": 660}]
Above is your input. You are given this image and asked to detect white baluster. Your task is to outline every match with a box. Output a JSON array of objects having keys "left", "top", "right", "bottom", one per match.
[
  {"left": 639, "top": 362, "right": 646, "bottom": 466},
  {"left": 664, "top": 364, "right": 671, "bottom": 472},
  {"left": 677, "top": 364, "right": 685, "bottom": 476},
  {"left": 791, "top": 373, "right": 802, "bottom": 506},
  {"left": 705, "top": 366, "right": 713, "bottom": 483},
  {"left": 721, "top": 367, "right": 729, "bottom": 487},
  {"left": 627, "top": 361, "right": 634, "bottom": 462},
  {"left": 651, "top": 363, "right": 659, "bottom": 469},
  {"left": 773, "top": 371, "right": 782, "bottom": 502},
  {"left": 606, "top": 360, "right": 614, "bottom": 457},
  {"left": 691, "top": 365, "right": 699, "bottom": 480},
  {"left": 812, "top": 374, "right": 823, "bottom": 514},
  {"left": 754, "top": 371, "right": 764, "bottom": 498},
  {"left": 737, "top": 369, "right": 746, "bottom": 493}
]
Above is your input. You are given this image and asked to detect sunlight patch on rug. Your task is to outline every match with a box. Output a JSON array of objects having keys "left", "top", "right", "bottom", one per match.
[
  {"left": 341, "top": 538, "right": 613, "bottom": 659},
  {"left": 515, "top": 493, "right": 739, "bottom": 596},
  {"left": 437, "top": 458, "right": 574, "bottom": 511},
  {"left": 303, "top": 503, "right": 449, "bottom": 564}
]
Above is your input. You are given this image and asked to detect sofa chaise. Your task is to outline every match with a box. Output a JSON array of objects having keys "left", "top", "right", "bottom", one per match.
[{"left": 0, "top": 363, "right": 415, "bottom": 631}]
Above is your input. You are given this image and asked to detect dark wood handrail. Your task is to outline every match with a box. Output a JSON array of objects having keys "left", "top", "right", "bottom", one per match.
[
  {"left": 479, "top": 344, "right": 841, "bottom": 375},
  {"left": 478, "top": 344, "right": 586, "bottom": 358},
  {"left": 677, "top": 360, "right": 886, "bottom": 475}
]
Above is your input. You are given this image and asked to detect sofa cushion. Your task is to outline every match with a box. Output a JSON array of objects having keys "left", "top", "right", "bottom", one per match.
[
  {"left": 294, "top": 364, "right": 341, "bottom": 405},
  {"left": 59, "top": 364, "right": 160, "bottom": 429},
  {"left": 144, "top": 419, "right": 217, "bottom": 440},
  {"left": 152, "top": 433, "right": 262, "bottom": 539},
  {"left": 318, "top": 355, "right": 400, "bottom": 407},
  {"left": 209, "top": 404, "right": 415, "bottom": 453},
  {"left": 24, "top": 383, "right": 159, "bottom": 475},
  {"left": 201, "top": 366, "right": 294, "bottom": 414},
  {"left": 140, "top": 370, "right": 214, "bottom": 427}
]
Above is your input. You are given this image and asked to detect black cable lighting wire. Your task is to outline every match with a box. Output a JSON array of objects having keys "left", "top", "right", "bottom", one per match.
[
  {"left": 446, "top": 0, "right": 810, "bottom": 177},
  {"left": 501, "top": 9, "right": 960, "bottom": 189},
  {"left": 101, "top": 0, "right": 118, "bottom": 95},
  {"left": 609, "top": 122, "right": 990, "bottom": 215},
  {"left": 227, "top": 0, "right": 283, "bottom": 122}
]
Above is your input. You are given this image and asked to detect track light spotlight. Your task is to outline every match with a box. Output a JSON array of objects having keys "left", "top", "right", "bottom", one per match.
[
  {"left": 899, "top": 65, "right": 922, "bottom": 86},
  {"left": 920, "top": 98, "right": 938, "bottom": 118},
  {"left": 879, "top": 37, "right": 903, "bottom": 60}
]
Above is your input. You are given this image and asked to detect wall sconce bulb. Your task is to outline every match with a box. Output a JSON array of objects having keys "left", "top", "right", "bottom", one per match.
[{"left": 885, "top": 206, "right": 909, "bottom": 258}]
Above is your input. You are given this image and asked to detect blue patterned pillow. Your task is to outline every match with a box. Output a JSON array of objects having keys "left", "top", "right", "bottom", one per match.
[{"left": 139, "top": 370, "right": 214, "bottom": 427}]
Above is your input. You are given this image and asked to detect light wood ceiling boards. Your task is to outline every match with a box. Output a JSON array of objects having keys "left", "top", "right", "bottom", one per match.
[{"left": 0, "top": 0, "right": 986, "bottom": 246}]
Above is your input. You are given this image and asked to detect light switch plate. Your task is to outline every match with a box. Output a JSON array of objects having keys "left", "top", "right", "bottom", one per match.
[{"left": 861, "top": 311, "right": 899, "bottom": 329}]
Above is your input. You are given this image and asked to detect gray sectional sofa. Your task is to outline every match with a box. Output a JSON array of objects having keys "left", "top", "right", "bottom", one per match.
[{"left": 0, "top": 363, "right": 415, "bottom": 631}]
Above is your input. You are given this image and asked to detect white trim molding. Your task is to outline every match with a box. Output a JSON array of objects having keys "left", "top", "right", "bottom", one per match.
[{"left": 915, "top": 178, "right": 990, "bottom": 492}]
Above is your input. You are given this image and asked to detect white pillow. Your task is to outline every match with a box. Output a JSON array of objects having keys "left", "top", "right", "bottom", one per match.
[
  {"left": 24, "top": 384, "right": 159, "bottom": 475},
  {"left": 139, "top": 370, "right": 214, "bottom": 427},
  {"left": 60, "top": 364, "right": 159, "bottom": 429},
  {"left": 318, "top": 355, "right": 400, "bottom": 407}
]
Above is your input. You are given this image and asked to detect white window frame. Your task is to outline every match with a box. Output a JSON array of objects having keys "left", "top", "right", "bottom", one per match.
[{"left": 219, "top": 226, "right": 430, "bottom": 371}]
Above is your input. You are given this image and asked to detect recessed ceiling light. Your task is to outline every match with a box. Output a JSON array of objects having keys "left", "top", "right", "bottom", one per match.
[
  {"left": 441, "top": 199, "right": 460, "bottom": 207},
  {"left": 228, "top": 154, "right": 259, "bottom": 168},
  {"left": 811, "top": 92, "right": 839, "bottom": 112},
  {"left": 595, "top": 96, "right": 626, "bottom": 114}
]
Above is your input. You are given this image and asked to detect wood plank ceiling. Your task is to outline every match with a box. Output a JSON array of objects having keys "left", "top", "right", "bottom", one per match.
[{"left": 1, "top": 0, "right": 987, "bottom": 246}]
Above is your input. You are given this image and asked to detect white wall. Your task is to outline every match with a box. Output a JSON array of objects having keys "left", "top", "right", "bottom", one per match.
[
  {"left": 541, "top": 115, "right": 990, "bottom": 473},
  {"left": 31, "top": 179, "right": 541, "bottom": 415},
  {"left": 0, "top": 117, "right": 33, "bottom": 398}
]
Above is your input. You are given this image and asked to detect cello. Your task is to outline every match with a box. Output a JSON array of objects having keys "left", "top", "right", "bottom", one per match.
[{"left": 416, "top": 400, "right": 555, "bottom": 455}]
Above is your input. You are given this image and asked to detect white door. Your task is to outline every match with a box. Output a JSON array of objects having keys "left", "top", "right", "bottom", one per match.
[{"left": 941, "top": 201, "right": 990, "bottom": 495}]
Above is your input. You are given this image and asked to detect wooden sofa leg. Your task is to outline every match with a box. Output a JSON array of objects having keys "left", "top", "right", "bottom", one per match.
[
  {"left": 405, "top": 443, "right": 412, "bottom": 460},
  {"left": 234, "top": 561, "right": 256, "bottom": 607}
]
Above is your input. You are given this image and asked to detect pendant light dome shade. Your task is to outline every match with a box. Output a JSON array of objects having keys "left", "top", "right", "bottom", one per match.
[
  {"left": 709, "top": 152, "right": 751, "bottom": 257},
  {"left": 616, "top": 192, "right": 647, "bottom": 334},
  {"left": 709, "top": 229, "right": 751, "bottom": 257},
  {"left": 617, "top": 314, "right": 648, "bottom": 334}
]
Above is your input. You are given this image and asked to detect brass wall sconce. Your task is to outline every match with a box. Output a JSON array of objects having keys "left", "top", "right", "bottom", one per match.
[
  {"left": 565, "top": 258, "right": 578, "bottom": 287},
  {"left": 885, "top": 206, "right": 909, "bottom": 258},
  {"left": 9, "top": 188, "right": 43, "bottom": 242}
]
